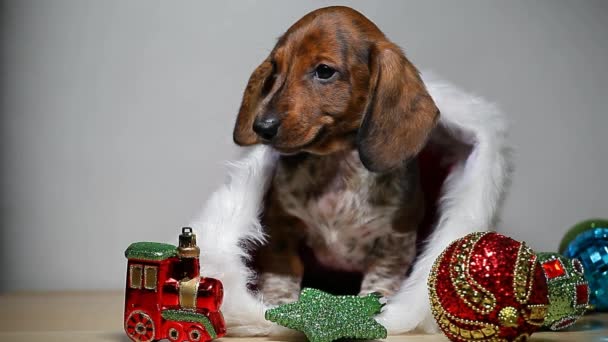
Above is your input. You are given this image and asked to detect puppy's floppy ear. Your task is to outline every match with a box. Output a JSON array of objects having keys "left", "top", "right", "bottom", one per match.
[
  {"left": 233, "top": 57, "right": 274, "bottom": 146},
  {"left": 357, "top": 42, "right": 439, "bottom": 172}
]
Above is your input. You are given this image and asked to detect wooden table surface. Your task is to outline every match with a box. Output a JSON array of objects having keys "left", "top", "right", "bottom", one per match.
[{"left": 0, "top": 291, "right": 606, "bottom": 341}]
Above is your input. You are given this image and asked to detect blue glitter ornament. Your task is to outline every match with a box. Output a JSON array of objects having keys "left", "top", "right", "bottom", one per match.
[{"left": 563, "top": 227, "right": 608, "bottom": 311}]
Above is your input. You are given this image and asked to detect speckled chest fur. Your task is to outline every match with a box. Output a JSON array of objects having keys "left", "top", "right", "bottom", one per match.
[{"left": 274, "top": 149, "right": 421, "bottom": 272}]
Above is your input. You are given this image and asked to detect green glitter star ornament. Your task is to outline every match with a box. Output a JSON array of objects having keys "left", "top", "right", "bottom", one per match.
[{"left": 265, "top": 288, "right": 387, "bottom": 342}]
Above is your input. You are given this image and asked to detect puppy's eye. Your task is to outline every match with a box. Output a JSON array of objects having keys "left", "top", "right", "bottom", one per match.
[{"left": 314, "top": 64, "right": 336, "bottom": 80}]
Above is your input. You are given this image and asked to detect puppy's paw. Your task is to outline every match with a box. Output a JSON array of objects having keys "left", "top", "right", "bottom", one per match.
[{"left": 258, "top": 272, "right": 301, "bottom": 306}]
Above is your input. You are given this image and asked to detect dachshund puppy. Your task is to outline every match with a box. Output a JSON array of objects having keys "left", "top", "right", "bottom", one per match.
[{"left": 233, "top": 6, "right": 439, "bottom": 305}]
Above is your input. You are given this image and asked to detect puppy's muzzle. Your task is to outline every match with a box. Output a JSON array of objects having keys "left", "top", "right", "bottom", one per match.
[{"left": 253, "top": 114, "right": 281, "bottom": 141}]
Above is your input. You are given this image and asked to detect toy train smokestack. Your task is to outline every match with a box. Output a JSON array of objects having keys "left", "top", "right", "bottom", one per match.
[{"left": 178, "top": 227, "right": 200, "bottom": 258}]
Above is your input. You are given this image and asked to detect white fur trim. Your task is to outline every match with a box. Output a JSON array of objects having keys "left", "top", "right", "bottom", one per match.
[
  {"left": 188, "top": 73, "right": 511, "bottom": 336},
  {"left": 189, "top": 147, "right": 277, "bottom": 335}
]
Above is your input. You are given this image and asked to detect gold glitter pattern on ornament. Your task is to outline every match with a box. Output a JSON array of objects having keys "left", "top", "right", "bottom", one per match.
[
  {"left": 264, "top": 288, "right": 387, "bottom": 342},
  {"left": 522, "top": 304, "right": 548, "bottom": 327},
  {"left": 513, "top": 242, "right": 536, "bottom": 304},
  {"left": 428, "top": 235, "right": 502, "bottom": 342},
  {"left": 498, "top": 306, "right": 519, "bottom": 327},
  {"left": 450, "top": 232, "right": 497, "bottom": 315}
]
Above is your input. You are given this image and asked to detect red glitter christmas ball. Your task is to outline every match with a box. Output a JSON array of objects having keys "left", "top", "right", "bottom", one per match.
[{"left": 428, "top": 232, "right": 549, "bottom": 342}]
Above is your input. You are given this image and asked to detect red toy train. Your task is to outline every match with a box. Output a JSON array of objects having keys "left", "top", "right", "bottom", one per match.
[{"left": 124, "top": 227, "right": 226, "bottom": 342}]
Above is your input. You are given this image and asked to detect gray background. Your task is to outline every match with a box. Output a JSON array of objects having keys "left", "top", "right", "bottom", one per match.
[{"left": 1, "top": 0, "right": 606, "bottom": 292}]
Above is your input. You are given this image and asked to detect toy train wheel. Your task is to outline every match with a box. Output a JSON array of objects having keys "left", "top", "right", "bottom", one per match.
[
  {"left": 125, "top": 310, "right": 155, "bottom": 342},
  {"left": 188, "top": 325, "right": 203, "bottom": 341},
  {"left": 166, "top": 322, "right": 184, "bottom": 341}
]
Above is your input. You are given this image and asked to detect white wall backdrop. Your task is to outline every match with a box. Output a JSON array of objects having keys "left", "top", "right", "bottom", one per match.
[{"left": 1, "top": 0, "right": 607, "bottom": 292}]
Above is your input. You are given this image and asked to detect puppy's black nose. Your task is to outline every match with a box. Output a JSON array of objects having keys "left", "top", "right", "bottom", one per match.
[{"left": 253, "top": 115, "right": 281, "bottom": 141}]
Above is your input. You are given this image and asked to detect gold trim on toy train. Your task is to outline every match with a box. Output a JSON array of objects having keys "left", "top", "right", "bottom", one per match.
[{"left": 179, "top": 277, "right": 200, "bottom": 310}]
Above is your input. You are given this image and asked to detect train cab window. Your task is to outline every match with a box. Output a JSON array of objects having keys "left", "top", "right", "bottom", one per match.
[
  {"left": 130, "top": 265, "right": 143, "bottom": 289},
  {"left": 144, "top": 266, "right": 158, "bottom": 290}
]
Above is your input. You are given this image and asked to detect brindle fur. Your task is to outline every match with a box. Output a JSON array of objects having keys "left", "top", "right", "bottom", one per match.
[{"left": 233, "top": 6, "right": 439, "bottom": 305}]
